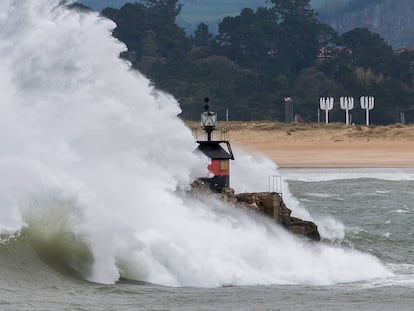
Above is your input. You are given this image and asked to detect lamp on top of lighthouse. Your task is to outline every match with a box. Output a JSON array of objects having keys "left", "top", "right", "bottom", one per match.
[{"left": 200, "top": 97, "right": 217, "bottom": 141}]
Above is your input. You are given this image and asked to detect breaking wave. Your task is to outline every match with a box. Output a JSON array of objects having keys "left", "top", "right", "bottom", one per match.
[{"left": 0, "top": 0, "right": 392, "bottom": 287}]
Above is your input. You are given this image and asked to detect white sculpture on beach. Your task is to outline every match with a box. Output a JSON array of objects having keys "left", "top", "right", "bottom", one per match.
[
  {"left": 360, "top": 96, "right": 375, "bottom": 126},
  {"left": 320, "top": 97, "right": 334, "bottom": 124},
  {"left": 340, "top": 97, "right": 354, "bottom": 125}
]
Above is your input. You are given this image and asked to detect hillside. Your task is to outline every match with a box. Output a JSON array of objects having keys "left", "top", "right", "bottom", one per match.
[{"left": 319, "top": 0, "right": 414, "bottom": 48}]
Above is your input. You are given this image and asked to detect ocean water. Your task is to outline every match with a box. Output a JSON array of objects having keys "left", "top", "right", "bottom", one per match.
[
  {"left": 0, "top": 1, "right": 413, "bottom": 310},
  {"left": 1, "top": 168, "right": 414, "bottom": 310}
]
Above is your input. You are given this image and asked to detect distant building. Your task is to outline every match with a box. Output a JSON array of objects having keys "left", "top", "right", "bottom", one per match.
[{"left": 318, "top": 45, "right": 352, "bottom": 61}]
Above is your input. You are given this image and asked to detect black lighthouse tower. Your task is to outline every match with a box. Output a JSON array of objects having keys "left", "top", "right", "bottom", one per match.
[{"left": 196, "top": 99, "right": 234, "bottom": 192}]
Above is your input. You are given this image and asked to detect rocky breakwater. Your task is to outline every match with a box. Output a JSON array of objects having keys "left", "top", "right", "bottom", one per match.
[{"left": 191, "top": 180, "right": 321, "bottom": 241}]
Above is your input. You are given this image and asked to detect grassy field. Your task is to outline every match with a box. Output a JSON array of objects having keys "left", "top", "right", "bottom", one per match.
[{"left": 187, "top": 121, "right": 414, "bottom": 141}]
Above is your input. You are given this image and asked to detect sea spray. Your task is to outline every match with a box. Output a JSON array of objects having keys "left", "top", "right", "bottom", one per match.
[
  {"left": 0, "top": 0, "right": 392, "bottom": 286},
  {"left": 231, "top": 147, "right": 345, "bottom": 241},
  {"left": 231, "top": 147, "right": 311, "bottom": 219}
]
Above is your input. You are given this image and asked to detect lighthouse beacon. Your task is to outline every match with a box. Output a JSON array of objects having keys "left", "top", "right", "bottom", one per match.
[{"left": 196, "top": 99, "right": 234, "bottom": 192}]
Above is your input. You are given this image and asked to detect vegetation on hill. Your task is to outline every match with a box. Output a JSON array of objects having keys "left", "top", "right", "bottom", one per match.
[
  {"left": 318, "top": 0, "right": 414, "bottom": 48},
  {"left": 100, "top": 0, "right": 414, "bottom": 124}
]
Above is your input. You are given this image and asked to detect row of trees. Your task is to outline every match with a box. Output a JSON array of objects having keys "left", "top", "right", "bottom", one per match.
[{"left": 101, "top": 0, "right": 414, "bottom": 124}]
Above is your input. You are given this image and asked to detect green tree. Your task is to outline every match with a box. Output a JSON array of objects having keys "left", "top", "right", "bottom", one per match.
[
  {"left": 294, "top": 67, "right": 341, "bottom": 120},
  {"left": 192, "top": 23, "right": 213, "bottom": 48},
  {"left": 270, "top": 0, "right": 316, "bottom": 20},
  {"left": 144, "top": 0, "right": 191, "bottom": 60},
  {"left": 143, "top": 0, "right": 183, "bottom": 24},
  {"left": 102, "top": 3, "right": 148, "bottom": 62},
  {"left": 270, "top": 0, "right": 322, "bottom": 72},
  {"left": 217, "top": 8, "right": 278, "bottom": 66},
  {"left": 341, "top": 28, "right": 393, "bottom": 72}
]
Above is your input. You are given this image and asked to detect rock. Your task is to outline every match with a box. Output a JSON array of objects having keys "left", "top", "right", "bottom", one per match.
[
  {"left": 235, "top": 192, "right": 281, "bottom": 222},
  {"left": 287, "top": 217, "right": 321, "bottom": 242},
  {"left": 235, "top": 192, "right": 321, "bottom": 241},
  {"left": 190, "top": 179, "right": 321, "bottom": 241},
  {"left": 190, "top": 179, "right": 211, "bottom": 194},
  {"left": 190, "top": 179, "right": 237, "bottom": 204}
]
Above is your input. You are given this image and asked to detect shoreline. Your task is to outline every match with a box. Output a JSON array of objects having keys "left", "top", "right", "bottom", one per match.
[
  {"left": 232, "top": 140, "right": 414, "bottom": 168},
  {"left": 187, "top": 122, "right": 414, "bottom": 168}
]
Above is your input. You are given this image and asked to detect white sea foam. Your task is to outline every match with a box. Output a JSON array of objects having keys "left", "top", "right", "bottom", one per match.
[
  {"left": 231, "top": 147, "right": 312, "bottom": 221},
  {"left": 280, "top": 168, "right": 414, "bottom": 182},
  {"left": 0, "top": 0, "right": 393, "bottom": 287},
  {"left": 361, "top": 263, "right": 414, "bottom": 288}
]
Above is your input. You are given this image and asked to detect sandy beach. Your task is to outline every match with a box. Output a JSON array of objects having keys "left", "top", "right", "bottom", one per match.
[{"left": 190, "top": 122, "right": 414, "bottom": 168}]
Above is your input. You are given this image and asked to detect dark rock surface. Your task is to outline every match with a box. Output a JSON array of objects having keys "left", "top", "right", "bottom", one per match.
[
  {"left": 191, "top": 180, "right": 321, "bottom": 241},
  {"left": 234, "top": 192, "right": 320, "bottom": 241}
]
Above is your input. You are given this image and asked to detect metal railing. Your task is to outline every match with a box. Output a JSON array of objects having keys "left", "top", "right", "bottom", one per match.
[
  {"left": 268, "top": 175, "right": 283, "bottom": 197},
  {"left": 192, "top": 127, "right": 230, "bottom": 142}
]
